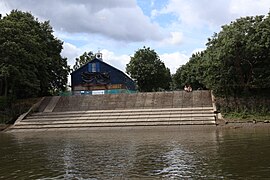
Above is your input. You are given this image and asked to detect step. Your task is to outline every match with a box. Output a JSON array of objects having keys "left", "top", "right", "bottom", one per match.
[
  {"left": 31, "top": 107, "right": 214, "bottom": 116},
  {"left": 11, "top": 120, "right": 216, "bottom": 129},
  {"left": 8, "top": 124, "right": 216, "bottom": 132},
  {"left": 28, "top": 107, "right": 214, "bottom": 118},
  {"left": 28, "top": 110, "right": 214, "bottom": 119},
  {"left": 23, "top": 113, "right": 215, "bottom": 122},
  {"left": 18, "top": 116, "right": 216, "bottom": 125}
]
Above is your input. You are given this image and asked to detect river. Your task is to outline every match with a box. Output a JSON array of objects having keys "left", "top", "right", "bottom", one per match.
[{"left": 1, "top": 126, "right": 270, "bottom": 179}]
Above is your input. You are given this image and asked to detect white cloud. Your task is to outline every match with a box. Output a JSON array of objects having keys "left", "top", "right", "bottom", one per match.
[
  {"left": 0, "top": 1, "right": 9, "bottom": 16},
  {"left": 101, "top": 49, "right": 130, "bottom": 73},
  {"left": 151, "top": 9, "right": 159, "bottom": 18},
  {"left": 3, "top": 0, "right": 269, "bottom": 76},
  {"left": 161, "top": 31, "right": 184, "bottom": 46},
  {"left": 3, "top": 0, "right": 165, "bottom": 42},
  {"left": 61, "top": 43, "right": 83, "bottom": 66},
  {"left": 102, "top": 50, "right": 190, "bottom": 75},
  {"left": 156, "top": 0, "right": 270, "bottom": 28},
  {"left": 160, "top": 52, "right": 189, "bottom": 74},
  {"left": 229, "top": 0, "right": 270, "bottom": 17}
]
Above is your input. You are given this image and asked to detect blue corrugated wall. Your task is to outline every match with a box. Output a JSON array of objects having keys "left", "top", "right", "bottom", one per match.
[{"left": 71, "top": 58, "right": 136, "bottom": 90}]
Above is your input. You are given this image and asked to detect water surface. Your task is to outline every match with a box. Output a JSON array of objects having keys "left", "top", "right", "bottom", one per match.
[{"left": 1, "top": 127, "right": 270, "bottom": 179}]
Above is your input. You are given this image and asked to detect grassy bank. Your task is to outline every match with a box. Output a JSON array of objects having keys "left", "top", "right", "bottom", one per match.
[
  {"left": 0, "top": 96, "right": 41, "bottom": 124},
  {"left": 216, "top": 95, "right": 270, "bottom": 122},
  {"left": 223, "top": 112, "right": 270, "bottom": 121}
]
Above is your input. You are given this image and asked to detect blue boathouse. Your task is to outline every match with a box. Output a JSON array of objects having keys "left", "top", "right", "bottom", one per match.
[{"left": 71, "top": 54, "right": 136, "bottom": 95}]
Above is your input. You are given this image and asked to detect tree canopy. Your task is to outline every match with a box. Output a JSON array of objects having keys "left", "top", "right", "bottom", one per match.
[
  {"left": 126, "top": 47, "right": 171, "bottom": 92},
  {"left": 173, "top": 52, "right": 206, "bottom": 90},
  {"left": 73, "top": 51, "right": 95, "bottom": 71},
  {"left": 173, "top": 13, "right": 270, "bottom": 97},
  {"left": 0, "top": 10, "right": 70, "bottom": 98}
]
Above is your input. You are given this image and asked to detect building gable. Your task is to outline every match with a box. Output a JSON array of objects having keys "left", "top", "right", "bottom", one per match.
[{"left": 71, "top": 58, "right": 136, "bottom": 93}]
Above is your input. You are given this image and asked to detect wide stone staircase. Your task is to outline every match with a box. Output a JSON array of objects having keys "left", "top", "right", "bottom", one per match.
[{"left": 8, "top": 91, "right": 216, "bottom": 132}]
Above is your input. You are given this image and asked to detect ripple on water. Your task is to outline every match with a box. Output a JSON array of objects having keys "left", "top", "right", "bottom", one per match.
[{"left": 0, "top": 127, "right": 270, "bottom": 179}]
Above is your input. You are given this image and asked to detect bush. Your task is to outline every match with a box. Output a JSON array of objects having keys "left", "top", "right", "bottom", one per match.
[
  {"left": 0, "top": 97, "right": 40, "bottom": 124},
  {"left": 217, "top": 95, "right": 270, "bottom": 120}
]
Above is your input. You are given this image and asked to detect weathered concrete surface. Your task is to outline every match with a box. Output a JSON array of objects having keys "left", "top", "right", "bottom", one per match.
[
  {"left": 52, "top": 90, "right": 212, "bottom": 112},
  {"left": 7, "top": 90, "right": 216, "bottom": 132},
  {"left": 43, "top": 96, "right": 60, "bottom": 112}
]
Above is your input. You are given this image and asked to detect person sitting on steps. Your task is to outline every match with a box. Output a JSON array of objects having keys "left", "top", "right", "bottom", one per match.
[
  {"left": 184, "top": 85, "right": 188, "bottom": 92},
  {"left": 184, "top": 85, "right": 192, "bottom": 92},
  {"left": 187, "top": 85, "right": 192, "bottom": 92}
]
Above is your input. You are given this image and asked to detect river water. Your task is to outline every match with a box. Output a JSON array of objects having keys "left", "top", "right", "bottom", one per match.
[{"left": 1, "top": 127, "right": 270, "bottom": 179}]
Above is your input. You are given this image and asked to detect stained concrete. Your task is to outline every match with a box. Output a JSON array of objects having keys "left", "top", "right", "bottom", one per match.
[{"left": 8, "top": 90, "right": 216, "bottom": 132}]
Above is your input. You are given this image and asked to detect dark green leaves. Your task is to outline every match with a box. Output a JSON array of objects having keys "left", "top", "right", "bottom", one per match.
[
  {"left": 174, "top": 13, "right": 270, "bottom": 97},
  {"left": 0, "top": 10, "right": 70, "bottom": 98},
  {"left": 73, "top": 51, "right": 95, "bottom": 71},
  {"left": 126, "top": 47, "right": 171, "bottom": 92}
]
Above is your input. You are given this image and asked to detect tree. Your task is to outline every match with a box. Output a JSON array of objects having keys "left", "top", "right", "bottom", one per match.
[
  {"left": 0, "top": 10, "right": 70, "bottom": 98},
  {"left": 173, "top": 52, "right": 207, "bottom": 90},
  {"left": 73, "top": 51, "right": 95, "bottom": 70},
  {"left": 202, "top": 14, "right": 270, "bottom": 96},
  {"left": 126, "top": 47, "right": 171, "bottom": 92},
  {"left": 174, "top": 13, "right": 270, "bottom": 97}
]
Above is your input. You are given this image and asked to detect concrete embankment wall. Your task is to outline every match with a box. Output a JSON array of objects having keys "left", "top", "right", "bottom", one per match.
[
  {"left": 42, "top": 90, "right": 212, "bottom": 112},
  {"left": 7, "top": 90, "right": 216, "bottom": 132}
]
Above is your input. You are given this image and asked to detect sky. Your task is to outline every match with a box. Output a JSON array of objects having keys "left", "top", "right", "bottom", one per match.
[{"left": 1, "top": 0, "right": 269, "bottom": 74}]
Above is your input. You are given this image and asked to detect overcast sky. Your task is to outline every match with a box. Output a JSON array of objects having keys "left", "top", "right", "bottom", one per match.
[{"left": 1, "top": 0, "right": 269, "bottom": 74}]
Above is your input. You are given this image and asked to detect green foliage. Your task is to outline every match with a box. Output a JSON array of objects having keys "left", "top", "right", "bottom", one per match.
[
  {"left": 0, "top": 96, "right": 40, "bottom": 124},
  {"left": 172, "top": 12, "right": 270, "bottom": 117},
  {"left": 203, "top": 14, "right": 270, "bottom": 96},
  {"left": 126, "top": 47, "right": 171, "bottom": 92},
  {"left": 0, "top": 10, "right": 70, "bottom": 98},
  {"left": 223, "top": 108, "right": 270, "bottom": 120},
  {"left": 174, "top": 12, "right": 270, "bottom": 97},
  {"left": 73, "top": 51, "right": 95, "bottom": 71},
  {"left": 173, "top": 52, "right": 207, "bottom": 90}
]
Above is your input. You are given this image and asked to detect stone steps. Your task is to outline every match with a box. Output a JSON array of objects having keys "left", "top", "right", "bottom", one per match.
[
  {"left": 9, "top": 123, "right": 216, "bottom": 132},
  {"left": 36, "top": 106, "right": 213, "bottom": 113},
  {"left": 17, "top": 118, "right": 215, "bottom": 125},
  {"left": 7, "top": 91, "right": 217, "bottom": 132},
  {"left": 9, "top": 121, "right": 214, "bottom": 131},
  {"left": 11, "top": 121, "right": 215, "bottom": 130},
  {"left": 9, "top": 107, "right": 216, "bottom": 131},
  {"left": 18, "top": 116, "right": 215, "bottom": 124},
  {"left": 24, "top": 114, "right": 214, "bottom": 122},
  {"left": 26, "top": 108, "right": 214, "bottom": 120}
]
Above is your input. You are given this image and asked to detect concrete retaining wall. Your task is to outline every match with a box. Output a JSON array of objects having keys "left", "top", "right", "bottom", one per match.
[
  {"left": 7, "top": 90, "right": 215, "bottom": 132},
  {"left": 49, "top": 90, "right": 212, "bottom": 112}
]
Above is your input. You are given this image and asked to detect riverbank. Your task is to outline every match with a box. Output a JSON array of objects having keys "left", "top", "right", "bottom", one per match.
[
  {"left": 216, "top": 118, "right": 270, "bottom": 129},
  {"left": 2, "top": 120, "right": 270, "bottom": 132},
  {"left": 2, "top": 91, "right": 269, "bottom": 132}
]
